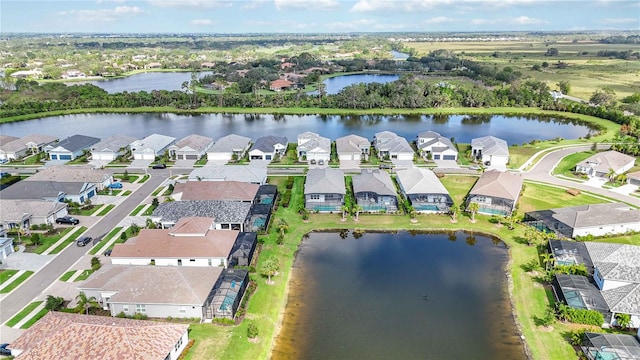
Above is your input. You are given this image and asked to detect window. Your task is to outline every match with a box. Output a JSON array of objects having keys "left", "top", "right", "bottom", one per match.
[
  {"left": 175, "top": 337, "right": 183, "bottom": 352},
  {"left": 178, "top": 259, "right": 182, "bottom": 266},
  {"left": 135, "top": 304, "right": 146, "bottom": 313},
  {"left": 190, "top": 259, "right": 196, "bottom": 262},
  {"left": 310, "top": 194, "right": 320, "bottom": 200},
  {"left": 123, "top": 305, "right": 129, "bottom": 313},
  {"left": 179, "top": 307, "right": 186, "bottom": 314},
  {"left": 221, "top": 224, "right": 230, "bottom": 229}
]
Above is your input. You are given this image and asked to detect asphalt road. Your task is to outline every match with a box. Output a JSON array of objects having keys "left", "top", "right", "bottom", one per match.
[{"left": 0, "top": 172, "right": 167, "bottom": 324}]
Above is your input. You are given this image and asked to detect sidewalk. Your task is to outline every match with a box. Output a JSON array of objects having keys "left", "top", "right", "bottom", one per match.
[{"left": 41, "top": 226, "right": 83, "bottom": 256}]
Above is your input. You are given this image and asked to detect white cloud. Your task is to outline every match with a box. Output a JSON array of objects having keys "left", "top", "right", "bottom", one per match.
[
  {"left": 148, "top": 1, "right": 232, "bottom": 8},
  {"left": 602, "top": 17, "right": 638, "bottom": 24},
  {"left": 191, "top": 19, "right": 215, "bottom": 26},
  {"left": 56, "top": 6, "right": 144, "bottom": 23},
  {"left": 241, "top": 0, "right": 268, "bottom": 10},
  {"left": 351, "top": 0, "right": 452, "bottom": 13},
  {"left": 274, "top": 0, "right": 340, "bottom": 11},
  {"left": 422, "top": 16, "right": 456, "bottom": 25}
]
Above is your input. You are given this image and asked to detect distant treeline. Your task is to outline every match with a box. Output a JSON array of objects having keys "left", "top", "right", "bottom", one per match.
[{"left": 599, "top": 35, "right": 640, "bottom": 44}]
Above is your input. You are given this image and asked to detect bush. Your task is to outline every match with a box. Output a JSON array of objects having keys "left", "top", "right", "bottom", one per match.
[
  {"left": 214, "top": 318, "right": 235, "bottom": 325},
  {"left": 566, "top": 308, "right": 604, "bottom": 326},
  {"left": 281, "top": 192, "right": 292, "bottom": 208},
  {"left": 91, "top": 256, "right": 101, "bottom": 271},
  {"left": 132, "top": 312, "right": 148, "bottom": 320},
  {"left": 247, "top": 322, "right": 259, "bottom": 338},
  {"left": 285, "top": 177, "right": 294, "bottom": 190}
]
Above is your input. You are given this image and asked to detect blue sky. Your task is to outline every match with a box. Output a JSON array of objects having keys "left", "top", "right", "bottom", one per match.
[{"left": 2, "top": 0, "right": 638, "bottom": 33}]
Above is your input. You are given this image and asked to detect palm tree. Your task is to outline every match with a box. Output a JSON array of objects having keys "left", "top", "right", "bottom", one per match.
[
  {"left": 607, "top": 168, "right": 617, "bottom": 183},
  {"left": 450, "top": 203, "right": 459, "bottom": 222},
  {"left": 468, "top": 202, "right": 480, "bottom": 222},
  {"left": 341, "top": 205, "right": 349, "bottom": 221},
  {"left": 616, "top": 173, "right": 627, "bottom": 185},
  {"left": 276, "top": 218, "right": 289, "bottom": 236},
  {"left": 76, "top": 291, "right": 99, "bottom": 315},
  {"left": 540, "top": 252, "right": 555, "bottom": 271},
  {"left": 354, "top": 205, "right": 363, "bottom": 221}
]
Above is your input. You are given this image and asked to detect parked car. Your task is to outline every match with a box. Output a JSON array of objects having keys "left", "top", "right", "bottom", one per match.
[
  {"left": 0, "top": 159, "right": 8, "bottom": 164},
  {"left": 318, "top": 159, "right": 325, "bottom": 165},
  {"left": 108, "top": 182, "right": 123, "bottom": 189},
  {"left": 309, "top": 159, "right": 316, "bottom": 165},
  {"left": 103, "top": 249, "right": 112, "bottom": 256},
  {"left": 379, "top": 163, "right": 393, "bottom": 169},
  {"left": 152, "top": 163, "right": 167, "bottom": 169},
  {"left": 56, "top": 216, "right": 80, "bottom": 225},
  {"left": 77, "top": 237, "right": 92, "bottom": 247},
  {"left": 0, "top": 343, "right": 11, "bottom": 356},
  {"left": 0, "top": 172, "right": 9, "bottom": 178}
]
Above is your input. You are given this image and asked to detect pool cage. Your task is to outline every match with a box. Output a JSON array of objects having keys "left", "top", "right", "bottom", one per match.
[
  {"left": 228, "top": 232, "right": 257, "bottom": 267},
  {"left": 582, "top": 332, "right": 640, "bottom": 360},
  {"left": 256, "top": 185, "right": 278, "bottom": 205},
  {"left": 203, "top": 269, "right": 249, "bottom": 320},
  {"left": 408, "top": 193, "right": 452, "bottom": 213},
  {"left": 552, "top": 274, "right": 612, "bottom": 324},
  {"left": 549, "top": 239, "right": 594, "bottom": 273},
  {"left": 466, "top": 195, "right": 515, "bottom": 216},
  {"left": 245, "top": 203, "right": 272, "bottom": 233}
]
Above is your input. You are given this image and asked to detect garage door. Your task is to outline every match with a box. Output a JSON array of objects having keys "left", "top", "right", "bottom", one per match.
[
  {"left": 87, "top": 190, "right": 95, "bottom": 198},
  {"left": 50, "top": 154, "right": 58, "bottom": 160},
  {"left": 185, "top": 154, "right": 198, "bottom": 160},
  {"left": 630, "top": 178, "right": 640, "bottom": 186},
  {"left": 433, "top": 154, "right": 440, "bottom": 160},
  {"left": 59, "top": 155, "right": 72, "bottom": 160},
  {"left": 443, "top": 155, "right": 456, "bottom": 160}
]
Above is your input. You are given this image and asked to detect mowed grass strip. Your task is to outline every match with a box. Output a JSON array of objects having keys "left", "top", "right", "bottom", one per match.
[
  {"left": 5, "top": 301, "right": 43, "bottom": 327},
  {"left": 0, "top": 271, "right": 34, "bottom": 294},
  {"left": 89, "top": 226, "right": 123, "bottom": 255},
  {"left": 96, "top": 204, "right": 115, "bottom": 216},
  {"left": 49, "top": 226, "right": 87, "bottom": 255},
  {"left": 59, "top": 270, "right": 77, "bottom": 282},
  {"left": 130, "top": 204, "right": 146, "bottom": 216},
  {"left": 20, "top": 308, "right": 49, "bottom": 329},
  {"left": 0, "top": 270, "right": 19, "bottom": 285},
  {"left": 552, "top": 151, "right": 596, "bottom": 176},
  {"left": 32, "top": 227, "right": 74, "bottom": 254}
]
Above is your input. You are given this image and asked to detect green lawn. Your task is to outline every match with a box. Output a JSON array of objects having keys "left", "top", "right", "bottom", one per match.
[
  {"left": 138, "top": 174, "right": 150, "bottom": 183},
  {"left": 509, "top": 145, "right": 543, "bottom": 169},
  {"left": 151, "top": 187, "right": 164, "bottom": 196},
  {"left": 5, "top": 301, "right": 43, "bottom": 327},
  {"left": 130, "top": 205, "right": 146, "bottom": 216},
  {"left": 122, "top": 190, "right": 132, "bottom": 196},
  {"left": 0, "top": 271, "right": 34, "bottom": 293},
  {"left": 68, "top": 205, "right": 103, "bottom": 216},
  {"left": 89, "top": 226, "right": 123, "bottom": 255},
  {"left": 553, "top": 151, "right": 595, "bottom": 177},
  {"left": 28, "top": 227, "right": 73, "bottom": 254},
  {"left": 96, "top": 204, "right": 115, "bottom": 216},
  {"left": 518, "top": 181, "right": 606, "bottom": 213},
  {"left": 59, "top": 270, "right": 77, "bottom": 282},
  {"left": 0, "top": 270, "right": 19, "bottom": 285},
  {"left": 74, "top": 269, "right": 95, "bottom": 282},
  {"left": 439, "top": 174, "right": 478, "bottom": 205},
  {"left": 20, "top": 308, "right": 49, "bottom": 329},
  {"left": 49, "top": 227, "right": 87, "bottom": 254}
]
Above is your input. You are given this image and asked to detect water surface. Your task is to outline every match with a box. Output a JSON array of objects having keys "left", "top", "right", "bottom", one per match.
[{"left": 272, "top": 231, "right": 526, "bottom": 360}]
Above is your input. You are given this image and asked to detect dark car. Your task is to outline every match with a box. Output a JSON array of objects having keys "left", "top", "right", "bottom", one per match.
[
  {"left": 77, "top": 236, "right": 92, "bottom": 247},
  {"left": 103, "top": 249, "right": 112, "bottom": 256},
  {"left": 379, "top": 163, "right": 394, "bottom": 170},
  {"left": 0, "top": 343, "right": 11, "bottom": 356},
  {"left": 152, "top": 163, "right": 167, "bottom": 169},
  {"left": 56, "top": 216, "right": 80, "bottom": 225}
]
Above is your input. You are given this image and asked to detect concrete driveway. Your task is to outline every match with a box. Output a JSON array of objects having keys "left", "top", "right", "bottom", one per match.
[
  {"left": 174, "top": 159, "right": 196, "bottom": 168},
  {"left": 1, "top": 252, "right": 54, "bottom": 272},
  {"left": 129, "top": 159, "right": 153, "bottom": 169}
]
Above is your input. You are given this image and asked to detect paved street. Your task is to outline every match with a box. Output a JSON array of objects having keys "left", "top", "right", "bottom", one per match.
[{"left": 0, "top": 172, "right": 167, "bottom": 328}]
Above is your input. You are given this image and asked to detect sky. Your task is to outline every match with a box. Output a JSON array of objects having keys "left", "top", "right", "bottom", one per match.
[{"left": 1, "top": 0, "right": 639, "bottom": 34}]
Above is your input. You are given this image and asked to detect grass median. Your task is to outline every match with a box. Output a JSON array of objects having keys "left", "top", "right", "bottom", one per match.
[
  {"left": 20, "top": 308, "right": 50, "bottom": 329},
  {"left": 49, "top": 226, "right": 88, "bottom": 255},
  {"left": 0, "top": 271, "right": 34, "bottom": 294},
  {"left": 0, "top": 270, "right": 19, "bottom": 285},
  {"left": 89, "top": 226, "right": 123, "bottom": 255},
  {"left": 5, "top": 301, "right": 43, "bottom": 327},
  {"left": 96, "top": 204, "right": 115, "bottom": 216}
]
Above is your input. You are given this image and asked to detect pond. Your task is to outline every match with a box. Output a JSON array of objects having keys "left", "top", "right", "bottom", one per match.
[
  {"left": 322, "top": 73, "right": 401, "bottom": 95},
  {"left": 85, "top": 71, "right": 213, "bottom": 93},
  {"left": 0, "top": 113, "right": 593, "bottom": 144},
  {"left": 271, "top": 231, "right": 526, "bottom": 360}
]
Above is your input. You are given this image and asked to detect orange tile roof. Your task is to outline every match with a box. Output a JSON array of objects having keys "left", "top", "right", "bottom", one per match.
[{"left": 10, "top": 312, "right": 188, "bottom": 360}]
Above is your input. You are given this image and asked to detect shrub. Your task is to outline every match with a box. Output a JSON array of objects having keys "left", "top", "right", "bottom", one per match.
[
  {"left": 569, "top": 329, "right": 585, "bottom": 346},
  {"left": 177, "top": 339, "right": 196, "bottom": 360},
  {"left": 285, "top": 177, "right": 294, "bottom": 190},
  {"left": 247, "top": 322, "right": 259, "bottom": 338},
  {"left": 214, "top": 318, "right": 235, "bottom": 325},
  {"left": 90, "top": 256, "right": 101, "bottom": 271},
  {"left": 132, "top": 312, "right": 148, "bottom": 320}
]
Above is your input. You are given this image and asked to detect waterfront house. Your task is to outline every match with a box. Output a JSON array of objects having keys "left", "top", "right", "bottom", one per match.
[
  {"left": 0, "top": 134, "right": 58, "bottom": 161},
  {"left": 46, "top": 134, "right": 100, "bottom": 161},
  {"left": 352, "top": 169, "right": 398, "bottom": 212},
  {"left": 206, "top": 134, "right": 251, "bottom": 162},
  {"left": 416, "top": 131, "right": 458, "bottom": 161},
  {"left": 372, "top": 131, "right": 414, "bottom": 161},
  {"left": 172, "top": 181, "right": 259, "bottom": 202},
  {"left": 471, "top": 135, "right": 509, "bottom": 167},
  {"left": 169, "top": 134, "right": 214, "bottom": 160},
  {"left": 249, "top": 135, "right": 288, "bottom": 162},
  {"left": 269, "top": 79, "right": 294, "bottom": 91},
  {"left": 297, "top": 132, "right": 331, "bottom": 163},
  {"left": 395, "top": 167, "right": 453, "bottom": 213},
  {"left": 130, "top": 134, "right": 176, "bottom": 160},
  {"left": 580, "top": 332, "right": 640, "bottom": 360},
  {"left": 575, "top": 150, "right": 635, "bottom": 178},
  {"left": 336, "top": 134, "right": 370, "bottom": 162},
  {"left": 304, "top": 167, "right": 346, "bottom": 212},
  {"left": 466, "top": 170, "right": 523, "bottom": 216},
  {"left": 90, "top": 134, "right": 137, "bottom": 161},
  {"left": 151, "top": 200, "right": 251, "bottom": 231}
]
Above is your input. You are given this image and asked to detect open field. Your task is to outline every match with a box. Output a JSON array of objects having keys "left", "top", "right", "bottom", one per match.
[{"left": 406, "top": 41, "right": 640, "bottom": 100}]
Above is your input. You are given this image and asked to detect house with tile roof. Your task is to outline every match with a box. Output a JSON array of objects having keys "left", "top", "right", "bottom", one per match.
[
  {"left": 111, "top": 217, "right": 241, "bottom": 267},
  {"left": 249, "top": 135, "right": 288, "bottom": 163},
  {"left": 1, "top": 134, "right": 59, "bottom": 161},
  {"left": 151, "top": 200, "right": 252, "bottom": 230},
  {"left": 172, "top": 181, "right": 259, "bottom": 202},
  {"left": 373, "top": 131, "right": 414, "bottom": 161},
  {"left": 525, "top": 202, "right": 640, "bottom": 238},
  {"left": 395, "top": 167, "right": 453, "bottom": 213},
  {"left": 130, "top": 134, "right": 176, "bottom": 160},
  {"left": 297, "top": 132, "right": 331, "bottom": 163},
  {"left": 416, "top": 131, "right": 458, "bottom": 161},
  {"left": 270, "top": 78, "right": 294, "bottom": 91},
  {"left": 336, "top": 134, "right": 370, "bottom": 162},
  {"left": 466, "top": 170, "right": 523, "bottom": 216},
  {"left": 575, "top": 150, "right": 635, "bottom": 178},
  {"left": 45, "top": 134, "right": 100, "bottom": 161},
  {"left": 352, "top": 169, "right": 398, "bottom": 212},
  {"left": 169, "top": 134, "right": 214, "bottom": 160},
  {"left": 188, "top": 165, "right": 267, "bottom": 184},
  {"left": 6, "top": 312, "right": 189, "bottom": 360},
  {"left": 304, "top": 168, "right": 346, "bottom": 212},
  {"left": 471, "top": 135, "right": 509, "bottom": 168},
  {"left": 90, "top": 134, "right": 137, "bottom": 161},
  {"left": 0, "top": 199, "right": 68, "bottom": 231},
  {"left": 206, "top": 134, "right": 251, "bottom": 162},
  {"left": 626, "top": 170, "right": 640, "bottom": 186}
]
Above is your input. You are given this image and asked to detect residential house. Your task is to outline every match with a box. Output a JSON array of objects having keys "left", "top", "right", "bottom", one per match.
[
  {"left": 395, "top": 167, "right": 453, "bottom": 213},
  {"left": 471, "top": 136, "right": 509, "bottom": 167},
  {"left": 188, "top": 165, "right": 267, "bottom": 184},
  {"left": 304, "top": 168, "right": 346, "bottom": 212},
  {"left": 60, "top": 70, "right": 86, "bottom": 79},
  {"left": 525, "top": 203, "right": 640, "bottom": 238},
  {"left": 172, "top": 181, "right": 259, "bottom": 202},
  {"left": 0, "top": 200, "right": 68, "bottom": 231},
  {"left": 416, "top": 131, "right": 458, "bottom": 161},
  {"left": 249, "top": 135, "right": 288, "bottom": 162},
  {"left": 0, "top": 134, "right": 58, "bottom": 160},
  {"left": 90, "top": 134, "right": 137, "bottom": 161},
  {"left": 5, "top": 312, "right": 189, "bottom": 360},
  {"left": 297, "top": 132, "right": 331, "bottom": 163},
  {"left": 270, "top": 79, "right": 294, "bottom": 91},
  {"left": 552, "top": 274, "right": 612, "bottom": 325},
  {"left": 130, "top": 134, "right": 176, "bottom": 160},
  {"left": 228, "top": 232, "right": 258, "bottom": 267},
  {"left": 627, "top": 171, "right": 640, "bottom": 186},
  {"left": 244, "top": 185, "right": 278, "bottom": 232},
  {"left": 110, "top": 217, "right": 240, "bottom": 267},
  {"left": 25, "top": 166, "right": 113, "bottom": 190},
  {"left": 169, "top": 134, "right": 214, "bottom": 160},
  {"left": 46, "top": 134, "right": 100, "bottom": 161},
  {"left": 0, "top": 181, "right": 96, "bottom": 203},
  {"left": 0, "top": 230, "right": 13, "bottom": 261},
  {"left": 372, "top": 131, "right": 414, "bottom": 161},
  {"left": 466, "top": 170, "right": 523, "bottom": 216},
  {"left": 352, "top": 169, "right": 398, "bottom": 212},
  {"left": 575, "top": 150, "right": 635, "bottom": 178},
  {"left": 336, "top": 134, "right": 370, "bottom": 161},
  {"left": 151, "top": 200, "right": 251, "bottom": 231},
  {"left": 206, "top": 134, "right": 251, "bottom": 162},
  {"left": 580, "top": 332, "right": 640, "bottom": 360},
  {"left": 0, "top": 135, "right": 19, "bottom": 160}
]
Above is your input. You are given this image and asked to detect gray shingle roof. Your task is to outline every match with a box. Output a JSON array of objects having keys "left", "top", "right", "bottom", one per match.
[
  {"left": 352, "top": 169, "right": 396, "bottom": 196},
  {"left": 396, "top": 167, "right": 450, "bottom": 195},
  {"left": 471, "top": 136, "right": 509, "bottom": 157},
  {"left": 336, "top": 134, "right": 369, "bottom": 155},
  {"left": 0, "top": 199, "right": 67, "bottom": 222},
  {"left": 91, "top": 134, "right": 137, "bottom": 152},
  {"left": 172, "top": 134, "right": 214, "bottom": 152},
  {"left": 130, "top": 134, "right": 176, "bottom": 153},
  {"left": 51, "top": 134, "right": 100, "bottom": 153},
  {"left": 304, "top": 168, "right": 346, "bottom": 195},
  {"left": 25, "top": 166, "right": 111, "bottom": 184},
  {"left": 208, "top": 134, "right": 251, "bottom": 153},
  {"left": 0, "top": 181, "right": 85, "bottom": 200},
  {"left": 251, "top": 135, "right": 287, "bottom": 152},
  {"left": 469, "top": 170, "right": 523, "bottom": 201},
  {"left": 602, "top": 283, "right": 640, "bottom": 315},
  {"left": 380, "top": 136, "right": 414, "bottom": 153},
  {"left": 577, "top": 150, "right": 635, "bottom": 173},
  {"left": 188, "top": 165, "right": 266, "bottom": 184},
  {"left": 152, "top": 200, "right": 251, "bottom": 223},
  {"left": 585, "top": 242, "right": 640, "bottom": 284},
  {"left": 297, "top": 132, "right": 330, "bottom": 153},
  {"left": 551, "top": 203, "right": 640, "bottom": 229}
]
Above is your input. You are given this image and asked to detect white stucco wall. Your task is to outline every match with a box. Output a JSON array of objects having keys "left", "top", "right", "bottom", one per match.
[
  {"left": 572, "top": 222, "right": 640, "bottom": 238},
  {"left": 207, "top": 151, "right": 232, "bottom": 161}
]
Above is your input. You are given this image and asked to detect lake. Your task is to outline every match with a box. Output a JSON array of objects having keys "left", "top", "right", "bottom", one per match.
[
  {"left": 322, "top": 74, "right": 401, "bottom": 95},
  {"left": 0, "top": 113, "right": 593, "bottom": 144},
  {"left": 272, "top": 231, "right": 526, "bottom": 360},
  {"left": 86, "top": 71, "right": 213, "bottom": 94}
]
